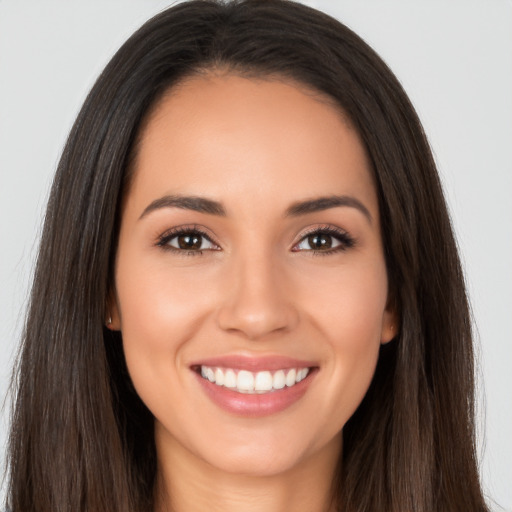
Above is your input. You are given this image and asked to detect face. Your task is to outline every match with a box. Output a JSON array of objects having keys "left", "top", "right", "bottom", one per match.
[{"left": 112, "top": 74, "right": 395, "bottom": 477}]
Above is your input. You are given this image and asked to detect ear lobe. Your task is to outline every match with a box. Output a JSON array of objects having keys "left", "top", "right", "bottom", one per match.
[
  {"left": 380, "top": 303, "right": 399, "bottom": 344},
  {"left": 105, "top": 290, "right": 121, "bottom": 331}
]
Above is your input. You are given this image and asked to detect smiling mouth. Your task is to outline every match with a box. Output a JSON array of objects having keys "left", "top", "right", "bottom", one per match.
[{"left": 194, "top": 365, "right": 312, "bottom": 394}]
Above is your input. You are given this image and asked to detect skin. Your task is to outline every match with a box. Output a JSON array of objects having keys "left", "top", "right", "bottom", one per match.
[{"left": 111, "top": 73, "right": 396, "bottom": 512}]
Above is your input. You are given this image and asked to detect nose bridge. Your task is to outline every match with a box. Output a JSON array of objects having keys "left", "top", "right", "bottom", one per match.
[{"left": 216, "top": 245, "right": 298, "bottom": 339}]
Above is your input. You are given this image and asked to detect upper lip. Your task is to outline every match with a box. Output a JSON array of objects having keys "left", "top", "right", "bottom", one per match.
[{"left": 190, "top": 354, "right": 317, "bottom": 372}]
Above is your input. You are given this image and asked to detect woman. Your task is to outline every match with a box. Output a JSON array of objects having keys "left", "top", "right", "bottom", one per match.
[{"left": 6, "top": 1, "right": 490, "bottom": 511}]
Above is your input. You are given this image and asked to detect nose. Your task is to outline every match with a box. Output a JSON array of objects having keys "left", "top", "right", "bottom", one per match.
[{"left": 216, "top": 252, "right": 299, "bottom": 340}]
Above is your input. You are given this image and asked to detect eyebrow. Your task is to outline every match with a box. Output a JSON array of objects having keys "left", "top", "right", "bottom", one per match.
[
  {"left": 285, "top": 195, "right": 372, "bottom": 223},
  {"left": 139, "top": 193, "right": 372, "bottom": 223},
  {"left": 139, "top": 195, "right": 226, "bottom": 219}
]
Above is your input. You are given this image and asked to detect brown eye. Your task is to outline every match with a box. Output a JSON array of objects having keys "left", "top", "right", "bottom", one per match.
[
  {"left": 176, "top": 233, "right": 202, "bottom": 250},
  {"left": 296, "top": 233, "right": 340, "bottom": 251},
  {"left": 162, "top": 230, "right": 217, "bottom": 252},
  {"left": 307, "top": 233, "right": 333, "bottom": 250},
  {"left": 293, "top": 228, "right": 354, "bottom": 253}
]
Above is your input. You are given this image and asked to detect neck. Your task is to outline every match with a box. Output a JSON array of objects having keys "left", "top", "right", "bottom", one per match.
[{"left": 154, "top": 433, "right": 341, "bottom": 512}]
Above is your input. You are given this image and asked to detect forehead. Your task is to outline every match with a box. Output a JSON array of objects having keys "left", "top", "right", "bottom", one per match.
[{"left": 128, "top": 73, "right": 377, "bottom": 218}]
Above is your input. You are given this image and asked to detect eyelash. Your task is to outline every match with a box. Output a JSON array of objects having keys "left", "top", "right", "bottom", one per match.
[
  {"left": 156, "top": 225, "right": 355, "bottom": 256},
  {"left": 291, "top": 225, "right": 355, "bottom": 256},
  {"left": 156, "top": 225, "right": 218, "bottom": 256}
]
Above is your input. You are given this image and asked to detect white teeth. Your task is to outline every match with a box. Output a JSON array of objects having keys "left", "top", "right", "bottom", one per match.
[
  {"left": 214, "top": 367, "right": 224, "bottom": 386},
  {"left": 199, "top": 366, "right": 310, "bottom": 394},
  {"left": 254, "top": 371, "right": 273, "bottom": 392},
  {"left": 296, "top": 368, "right": 308, "bottom": 382},
  {"left": 285, "top": 368, "right": 296, "bottom": 387},
  {"left": 205, "top": 367, "right": 215, "bottom": 382},
  {"left": 224, "top": 369, "right": 237, "bottom": 388},
  {"left": 273, "top": 370, "right": 285, "bottom": 390},
  {"left": 237, "top": 370, "right": 255, "bottom": 392}
]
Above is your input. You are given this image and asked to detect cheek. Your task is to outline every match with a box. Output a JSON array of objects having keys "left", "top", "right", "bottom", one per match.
[
  {"left": 114, "top": 255, "right": 224, "bottom": 433},
  {"left": 113, "top": 254, "right": 213, "bottom": 392},
  {"left": 296, "top": 261, "right": 388, "bottom": 417},
  {"left": 116, "top": 254, "right": 218, "bottom": 344},
  {"left": 298, "top": 257, "right": 389, "bottom": 342}
]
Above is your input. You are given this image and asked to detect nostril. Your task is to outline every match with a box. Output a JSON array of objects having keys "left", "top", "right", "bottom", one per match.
[{"left": 216, "top": 296, "right": 299, "bottom": 340}]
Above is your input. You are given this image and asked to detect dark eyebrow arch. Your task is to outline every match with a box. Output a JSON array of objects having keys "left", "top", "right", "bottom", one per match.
[
  {"left": 139, "top": 195, "right": 226, "bottom": 220},
  {"left": 285, "top": 195, "right": 372, "bottom": 223}
]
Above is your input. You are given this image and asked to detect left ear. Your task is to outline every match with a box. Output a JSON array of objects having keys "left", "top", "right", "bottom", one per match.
[{"left": 380, "top": 297, "right": 399, "bottom": 344}]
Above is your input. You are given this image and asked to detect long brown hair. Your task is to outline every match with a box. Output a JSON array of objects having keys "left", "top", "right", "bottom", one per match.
[{"left": 7, "top": 1, "right": 489, "bottom": 511}]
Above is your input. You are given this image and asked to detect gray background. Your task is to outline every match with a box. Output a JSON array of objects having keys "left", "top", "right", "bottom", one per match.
[{"left": 1, "top": 1, "right": 511, "bottom": 509}]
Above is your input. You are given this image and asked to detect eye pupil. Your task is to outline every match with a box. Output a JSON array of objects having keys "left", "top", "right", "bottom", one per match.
[
  {"left": 308, "top": 234, "right": 332, "bottom": 250},
  {"left": 178, "top": 234, "right": 202, "bottom": 250}
]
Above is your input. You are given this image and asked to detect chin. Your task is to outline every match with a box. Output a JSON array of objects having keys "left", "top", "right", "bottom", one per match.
[{"left": 191, "top": 426, "right": 343, "bottom": 478}]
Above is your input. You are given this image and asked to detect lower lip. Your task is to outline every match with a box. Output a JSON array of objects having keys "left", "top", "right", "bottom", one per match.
[{"left": 194, "top": 370, "right": 315, "bottom": 417}]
